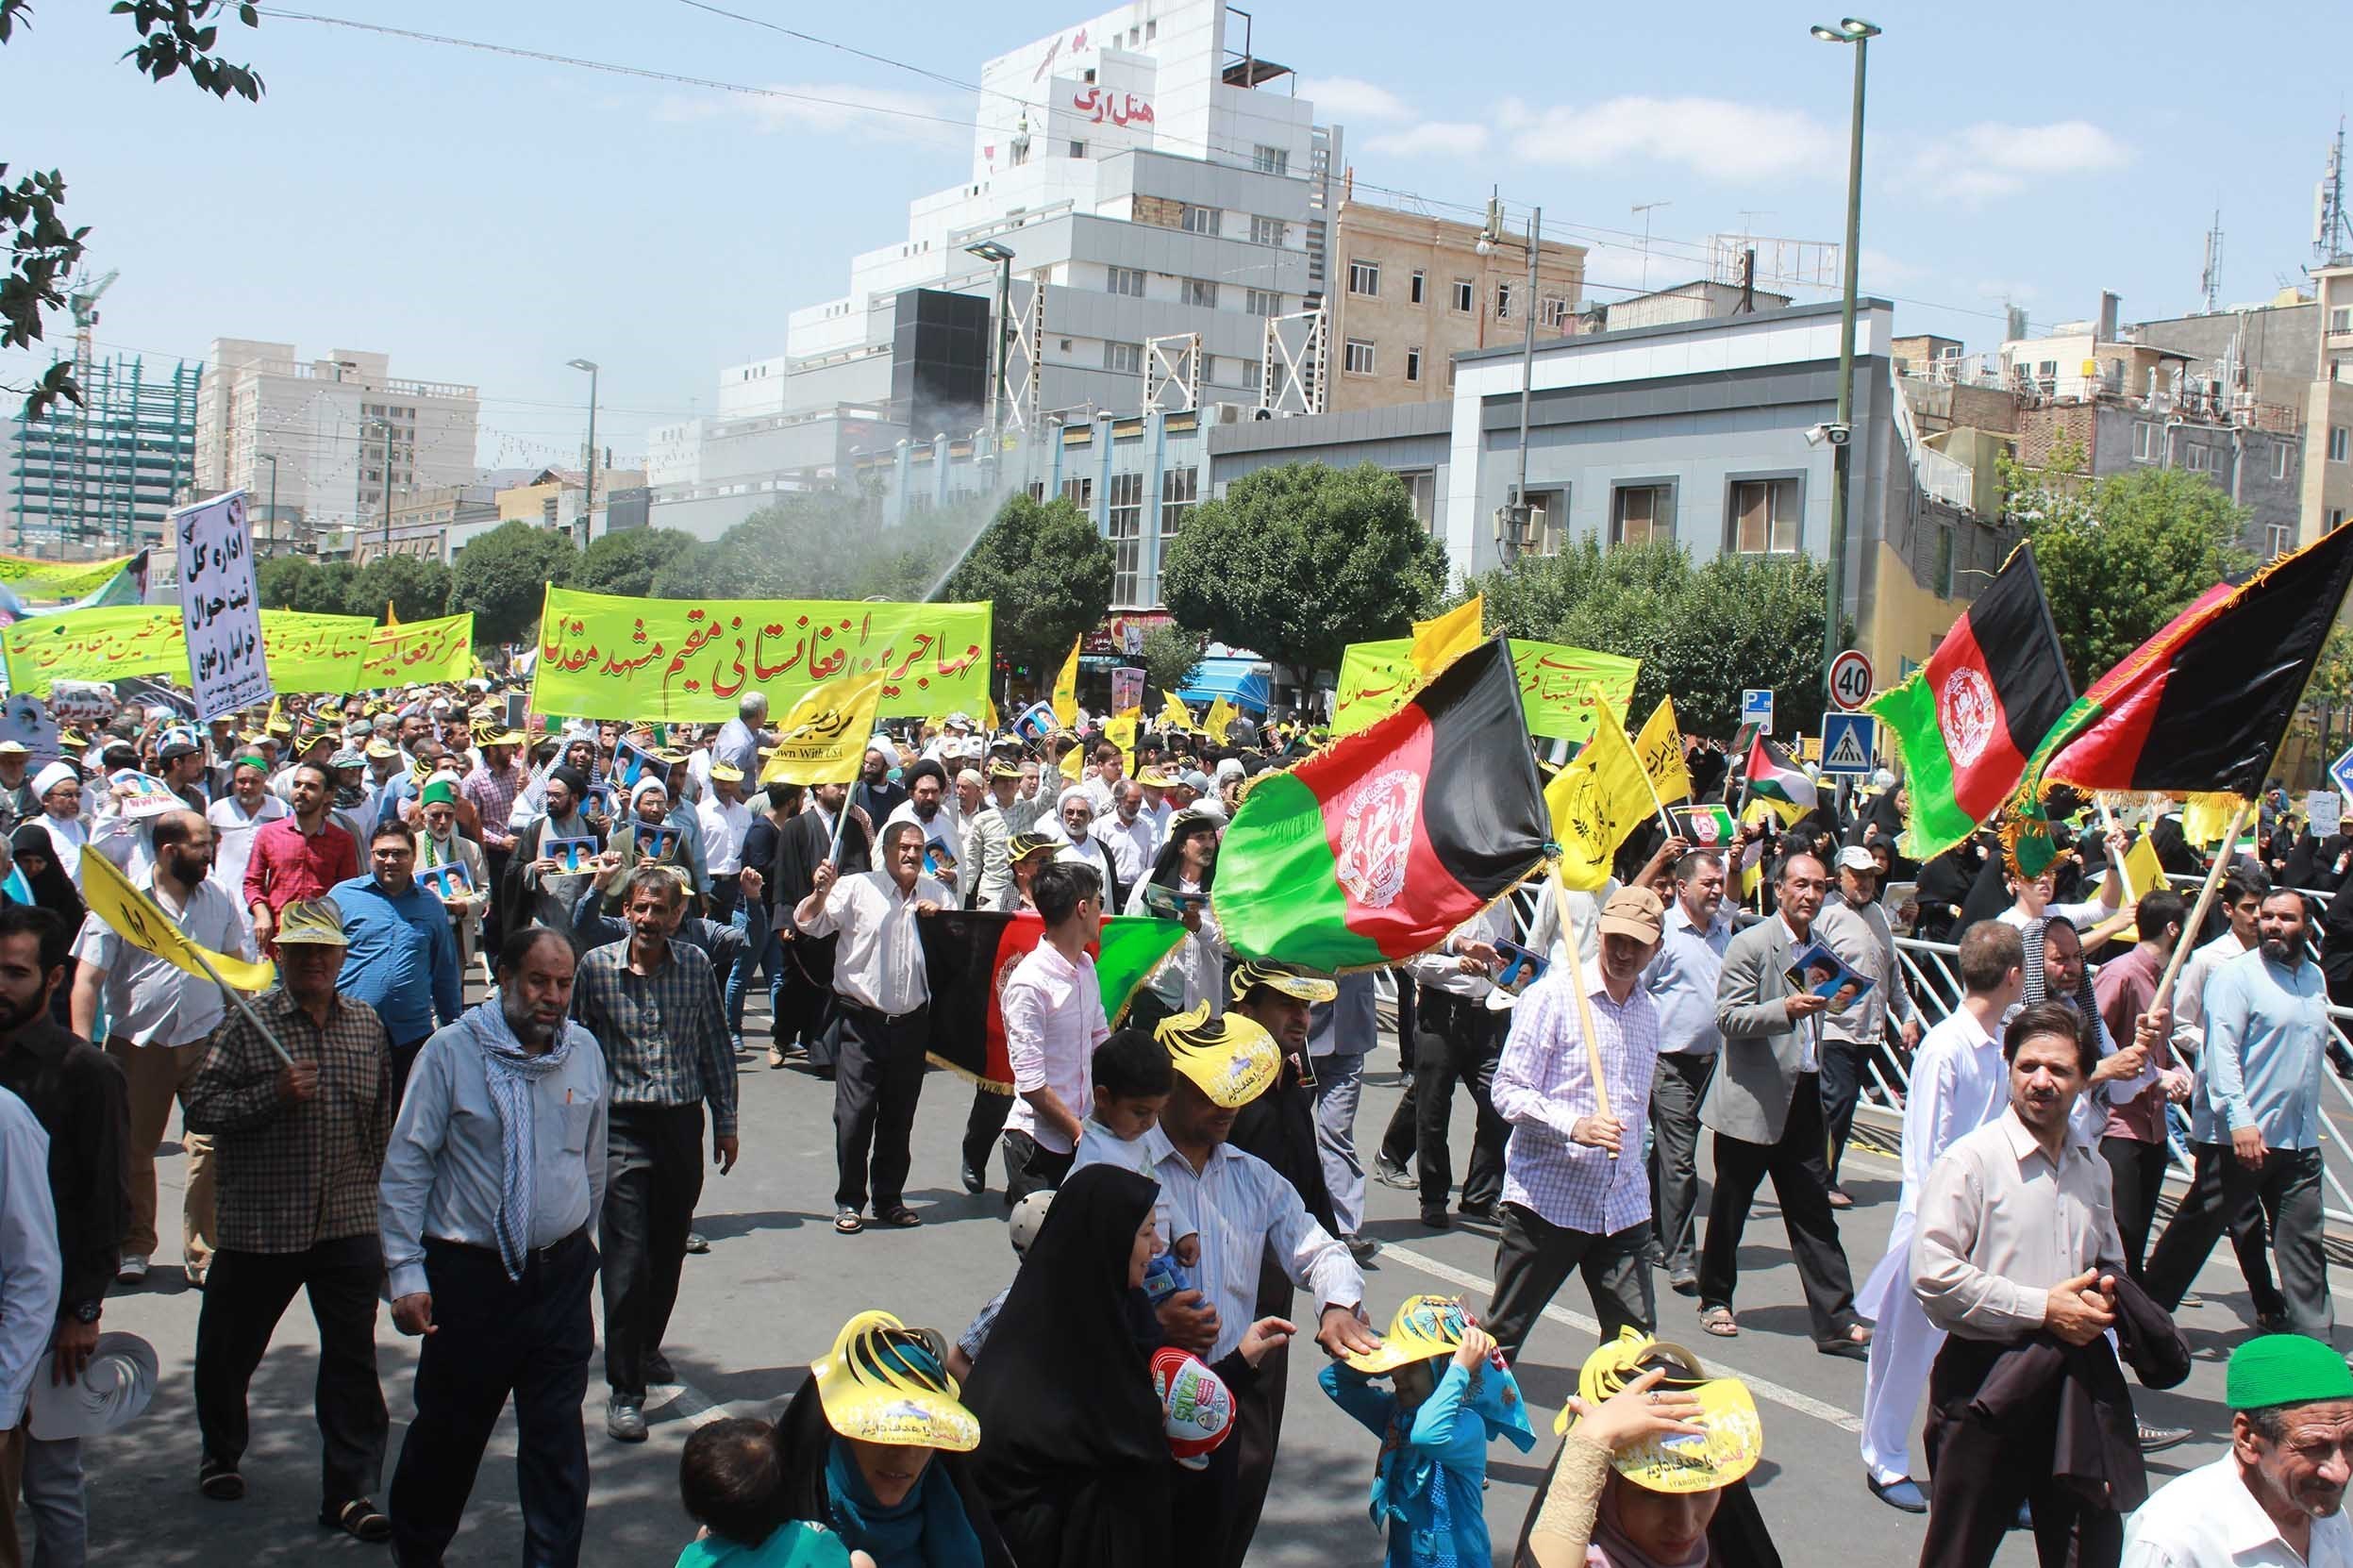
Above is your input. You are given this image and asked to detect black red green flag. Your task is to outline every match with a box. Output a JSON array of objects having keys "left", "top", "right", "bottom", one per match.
[
  {"left": 2032, "top": 523, "right": 2353, "bottom": 797},
  {"left": 917, "top": 910, "right": 1187, "bottom": 1091},
  {"left": 1865, "top": 542, "right": 2077, "bottom": 860},
  {"left": 1211, "top": 636, "right": 1548, "bottom": 970}
]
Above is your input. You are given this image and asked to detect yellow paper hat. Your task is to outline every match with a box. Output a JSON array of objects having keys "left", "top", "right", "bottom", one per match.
[
  {"left": 1344, "top": 1294, "right": 1471, "bottom": 1376},
  {"left": 1154, "top": 1002, "right": 1278, "bottom": 1109},
  {"left": 812, "top": 1310, "right": 979, "bottom": 1454},
  {"left": 1226, "top": 957, "right": 1338, "bottom": 1007},
  {"left": 1560, "top": 1328, "right": 1763, "bottom": 1493}
]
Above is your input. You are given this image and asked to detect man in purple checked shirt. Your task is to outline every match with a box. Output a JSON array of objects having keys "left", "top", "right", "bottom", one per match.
[{"left": 1480, "top": 885, "right": 1666, "bottom": 1365}]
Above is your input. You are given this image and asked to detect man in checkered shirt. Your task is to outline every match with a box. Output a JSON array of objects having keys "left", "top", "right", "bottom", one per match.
[{"left": 1481, "top": 885, "right": 1666, "bottom": 1366}]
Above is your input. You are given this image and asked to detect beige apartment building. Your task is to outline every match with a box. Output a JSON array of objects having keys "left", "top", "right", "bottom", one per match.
[
  {"left": 2308, "top": 262, "right": 2353, "bottom": 540},
  {"left": 1326, "top": 192, "right": 1585, "bottom": 415}
]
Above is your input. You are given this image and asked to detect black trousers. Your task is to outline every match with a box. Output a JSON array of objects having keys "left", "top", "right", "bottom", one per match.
[
  {"left": 390, "top": 1035, "right": 430, "bottom": 1111},
  {"left": 389, "top": 1232, "right": 594, "bottom": 1568},
  {"left": 1483, "top": 1203, "right": 1656, "bottom": 1366},
  {"left": 776, "top": 934, "right": 836, "bottom": 1052},
  {"left": 2100, "top": 1136, "right": 2172, "bottom": 1278},
  {"left": 833, "top": 1001, "right": 929, "bottom": 1212},
  {"left": 1817, "top": 1038, "right": 1869, "bottom": 1187},
  {"left": 1377, "top": 975, "right": 1419, "bottom": 1171},
  {"left": 1647, "top": 1052, "right": 1716, "bottom": 1274},
  {"left": 999, "top": 1128, "right": 1072, "bottom": 1207},
  {"left": 706, "top": 872, "right": 740, "bottom": 926},
  {"left": 481, "top": 845, "right": 512, "bottom": 955},
  {"left": 1216, "top": 1258, "right": 1293, "bottom": 1568},
  {"left": 1695, "top": 1074, "right": 1861, "bottom": 1345},
  {"left": 963, "top": 1086, "right": 1011, "bottom": 1180},
  {"left": 193, "top": 1236, "right": 387, "bottom": 1509},
  {"left": 2146, "top": 1142, "right": 2332, "bottom": 1340},
  {"left": 1412, "top": 992, "right": 1507, "bottom": 1211},
  {"left": 1920, "top": 1335, "right": 2124, "bottom": 1568},
  {"left": 601, "top": 1103, "right": 706, "bottom": 1401}
]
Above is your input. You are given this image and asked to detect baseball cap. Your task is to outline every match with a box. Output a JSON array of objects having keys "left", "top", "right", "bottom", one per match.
[
  {"left": 273, "top": 898, "right": 349, "bottom": 946},
  {"left": 1598, "top": 886, "right": 1666, "bottom": 944},
  {"left": 1834, "top": 844, "right": 1878, "bottom": 873},
  {"left": 1179, "top": 769, "right": 1213, "bottom": 795},
  {"left": 1007, "top": 1190, "right": 1053, "bottom": 1254}
]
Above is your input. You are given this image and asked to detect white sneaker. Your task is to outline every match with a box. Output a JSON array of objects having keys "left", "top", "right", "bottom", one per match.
[{"left": 116, "top": 1254, "right": 149, "bottom": 1283}]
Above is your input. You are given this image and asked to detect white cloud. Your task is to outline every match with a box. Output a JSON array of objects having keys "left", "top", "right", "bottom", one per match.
[
  {"left": 1908, "top": 121, "right": 2130, "bottom": 203},
  {"left": 1301, "top": 75, "right": 1412, "bottom": 122},
  {"left": 1498, "top": 95, "right": 1841, "bottom": 181},
  {"left": 1360, "top": 121, "right": 1490, "bottom": 159},
  {"left": 1859, "top": 247, "right": 1925, "bottom": 289}
]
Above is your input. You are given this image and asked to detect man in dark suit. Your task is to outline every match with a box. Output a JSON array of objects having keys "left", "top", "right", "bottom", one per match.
[
  {"left": 1695, "top": 848, "right": 1872, "bottom": 1358},
  {"left": 769, "top": 780, "right": 870, "bottom": 1073}
]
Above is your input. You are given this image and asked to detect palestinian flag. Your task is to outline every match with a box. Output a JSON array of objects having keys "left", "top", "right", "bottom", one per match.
[
  {"left": 1212, "top": 637, "right": 1547, "bottom": 971},
  {"left": 1865, "top": 542, "right": 2077, "bottom": 860},
  {"left": 1742, "top": 734, "right": 1816, "bottom": 824},
  {"left": 918, "top": 910, "right": 1188, "bottom": 1091},
  {"left": 2032, "top": 524, "right": 2353, "bottom": 798}
]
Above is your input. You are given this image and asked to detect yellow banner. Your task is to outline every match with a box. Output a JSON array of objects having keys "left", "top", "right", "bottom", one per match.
[
  {"left": 0, "top": 552, "right": 141, "bottom": 601},
  {"left": 531, "top": 587, "right": 992, "bottom": 724},
  {"left": 359, "top": 612, "right": 474, "bottom": 687},
  {"left": 760, "top": 669, "right": 888, "bottom": 786},
  {"left": 1334, "top": 637, "right": 1640, "bottom": 742},
  {"left": 81, "top": 847, "right": 276, "bottom": 993},
  {"left": 1409, "top": 595, "right": 1484, "bottom": 676},
  {"left": 1547, "top": 694, "right": 1658, "bottom": 892},
  {"left": 1634, "top": 696, "right": 1692, "bottom": 807},
  {"left": 1051, "top": 634, "right": 1080, "bottom": 728}
]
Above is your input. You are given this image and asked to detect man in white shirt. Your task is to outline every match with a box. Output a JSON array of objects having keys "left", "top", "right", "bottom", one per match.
[
  {"left": 796, "top": 821, "right": 950, "bottom": 1235},
  {"left": 0, "top": 1081, "right": 58, "bottom": 1550},
  {"left": 1097, "top": 778, "right": 1157, "bottom": 890},
  {"left": 1856, "top": 920, "right": 2023, "bottom": 1513},
  {"left": 2121, "top": 1333, "right": 2353, "bottom": 1568},
  {"left": 70, "top": 809, "right": 251, "bottom": 1287},
  {"left": 881, "top": 760, "right": 960, "bottom": 896},
  {"left": 1079, "top": 742, "right": 1126, "bottom": 816},
  {"left": 997, "top": 861, "right": 1110, "bottom": 1204},
  {"left": 694, "top": 762, "right": 754, "bottom": 926}
]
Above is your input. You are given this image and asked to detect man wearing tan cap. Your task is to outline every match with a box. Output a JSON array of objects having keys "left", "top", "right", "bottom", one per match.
[{"left": 1483, "top": 885, "right": 1666, "bottom": 1364}]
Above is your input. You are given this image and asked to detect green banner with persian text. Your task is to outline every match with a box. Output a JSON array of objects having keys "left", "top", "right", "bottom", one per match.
[
  {"left": 1332, "top": 636, "right": 1641, "bottom": 743},
  {"left": 530, "top": 586, "right": 993, "bottom": 724}
]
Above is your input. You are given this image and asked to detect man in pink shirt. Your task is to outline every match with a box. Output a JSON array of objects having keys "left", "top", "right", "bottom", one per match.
[
  {"left": 244, "top": 762, "right": 358, "bottom": 951},
  {"left": 997, "top": 860, "right": 1109, "bottom": 1205}
]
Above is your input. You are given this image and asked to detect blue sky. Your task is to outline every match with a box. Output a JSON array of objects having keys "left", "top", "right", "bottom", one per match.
[{"left": 3, "top": 1, "right": 2344, "bottom": 468}]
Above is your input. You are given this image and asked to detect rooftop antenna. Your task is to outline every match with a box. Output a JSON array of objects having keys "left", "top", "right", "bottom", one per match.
[
  {"left": 2200, "top": 209, "right": 2224, "bottom": 314},
  {"left": 1631, "top": 200, "right": 1671, "bottom": 292},
  {"left": 2317, "top": 117, "right": 2353, "bottom": 265}
]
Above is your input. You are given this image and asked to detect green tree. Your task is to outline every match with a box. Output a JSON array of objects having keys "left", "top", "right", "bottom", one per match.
[
  {"left": 1140, "top": 619, "right": 1206, "bottom": 696},
  {"left": 256, "top": 555, "right": 359, "bottom": 616},
  {"left": 1471, "top": 539, "right": 1842, "bottom": 736},
  {"left": 2002, "top": 456, "right": 2255, "bottom": 685},
  {"left": 350, "top": 554, "right": 453, "bottom": 623},
  {"left": 1160, "top": 462, "right": 1446, "bottom": 680},
  {"left": 572, "top": 527, "right": 699, "bottom": 597},
  {"left": 449, "top": 522, "right": 577, "bottom": 644},
  {"left": 650, "top": 493, "right": 966, "bottom": 601},
  {"left": 941, "top": 493, "right": 1114, "bottom": 678},
  {"left": 3, "top": 2, "right": 262, "bottom": 419}
]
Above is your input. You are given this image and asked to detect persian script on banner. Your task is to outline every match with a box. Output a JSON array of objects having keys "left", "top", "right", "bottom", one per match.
[
  {"left": 530, "top": 586, "right": 993, "bottom": 724},
  {"left": 175, "top": 490, "right": 271, "bottom": 719},
  {"left": 1332, "top": 636, "right": 1640, "bottom": 742},
  {"left": 5, "top": 609, "right": 465, "bottom": 697},
  {"left": 358, "top": 612, "right": 474, "bottom": 687}
]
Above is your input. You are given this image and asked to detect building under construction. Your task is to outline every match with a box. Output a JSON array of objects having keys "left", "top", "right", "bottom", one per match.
[{"left": 6, "top": 354, "right": 202, "bottom": 554}]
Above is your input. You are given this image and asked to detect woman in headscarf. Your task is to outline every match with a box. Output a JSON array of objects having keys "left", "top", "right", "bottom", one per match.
[
  {"left": 960, "top": 1162, "right": 1174, "bottom": 1568},
  {"left": 1122, "top": 809, "right": 1225, "bottom": 1029},
  {"left": 773, "top": 1309, "right": 1012, "bottom": 1568},
  {"left": 10, "top": 821, "right": 84, "bottom": 1028},
  {"left": 1514, "top": 1334, "right": 1779, "bottom": 1568},
  {"left": 27, "top": 761, "right": 89, "bottom": 885}
]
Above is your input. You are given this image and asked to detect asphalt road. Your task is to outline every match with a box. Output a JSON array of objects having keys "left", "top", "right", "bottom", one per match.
[{"left": 80, "top": 990, "right": 2311, "bottom": 1567}]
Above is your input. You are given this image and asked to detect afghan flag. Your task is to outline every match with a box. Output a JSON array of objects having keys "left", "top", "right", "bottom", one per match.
[
  {"left": 2029, "top": 525, "right": 2353, "bottom": 799},
  {"left": 918, "top": 910, "right": 1187, "bottom": 1091},
  {"left": 1865, "top": 542, "right": 2077, "bottom": 860},
  {"left": 1741, "top": 734, "right": 1816, "bottom": 824},
  {"left": 1211, "top": 637, "right": 1547, "bottom": 970}
]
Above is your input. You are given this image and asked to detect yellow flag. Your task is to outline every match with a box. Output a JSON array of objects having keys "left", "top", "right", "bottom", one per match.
[
  {"left": 983, "top": 695, "right": 1000, "bottom": 731},
  {"left": 1546, "top": 696, "right": 1658, "bottom": 891},
  {"left": 1160, "top": 692, "right": 1193, "bottom": 731},
  {"left": 1634, "top": 696, "right": 1691, "bottom": 807},
  {"left": 1410, "top": 595, "right": 1484, "bottom": 676},
  {"left": 81, "top": 847, "right": 275, "bottom": 993},
  {"left": 1204, "top": 695, "right": 1236, "bottom": 739},
  {"left": 1104, "top": 713, "right": 1137, "bottom": 772},
  {"left": 759, "top": 669, "right": 889, "bottom": 786},
  {"left": 1060, "top": 742, "right": 1086, "bottom": 783},
  {"left": 384, "top": 600, "right": 400, "bottom": 626},
  {"left": 1051, "top": 636, "right": 1081, "bottom": 728}
]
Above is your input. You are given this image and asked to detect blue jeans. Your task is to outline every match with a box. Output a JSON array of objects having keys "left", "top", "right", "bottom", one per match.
[{"left": 726, "top": 900, "right": 773, "bottom": 1038}]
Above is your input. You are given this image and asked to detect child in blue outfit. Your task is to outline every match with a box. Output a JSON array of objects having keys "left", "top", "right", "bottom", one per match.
[{"left": 1319, "top": 1294, "right": 1536, "bottom": 1568}]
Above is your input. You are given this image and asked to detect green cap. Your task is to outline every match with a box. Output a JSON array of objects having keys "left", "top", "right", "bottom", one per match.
[
  {"left": 419, "top": 777, "right": 459, "bottom": 809},
  {"left": 2227, "top": 1334, "right": 2353, "bottom": 1411}
]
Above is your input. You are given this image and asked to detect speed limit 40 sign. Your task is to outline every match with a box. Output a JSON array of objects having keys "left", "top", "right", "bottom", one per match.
[{"left": 1828, "top": 649, "right": 1874, "bottom": 711}]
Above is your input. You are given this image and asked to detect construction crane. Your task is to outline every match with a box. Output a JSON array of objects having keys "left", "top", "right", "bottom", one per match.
[{"left": 66, "top": 270, "right": 118, "bottom": 384}]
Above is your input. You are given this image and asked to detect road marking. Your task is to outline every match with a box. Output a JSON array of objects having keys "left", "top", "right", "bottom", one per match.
[{"left": 1378, "top": 1242, "right": 1865, "bottom": 1435}]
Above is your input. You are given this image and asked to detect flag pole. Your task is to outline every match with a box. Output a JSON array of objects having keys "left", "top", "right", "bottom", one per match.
[
  {"left": 2153, "top": 801, "right": 2249, "bottom": 1015},
  {"left": 1548, "top": 868, "right": 1618, "bottom": 1160},
  {"left": 185, "top": 943, "right": 294, "bottom": 1068}
]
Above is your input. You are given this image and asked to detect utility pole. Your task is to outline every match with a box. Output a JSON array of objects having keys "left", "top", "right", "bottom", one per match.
[
  {"left": 258, "top": 452, "right": 278, "bottom": 553},
  {"left": 1479, "top": 193, "right": 1544, "bottom": 563},
  {"left": 1812, "top": 17, "right": 1879, "bottom": 700},
  {"left": 569, "top": 359, "right": 600, "bottom": 547},
  {"left": 381, "top": 419, "right": 395, "bottom": 557}
]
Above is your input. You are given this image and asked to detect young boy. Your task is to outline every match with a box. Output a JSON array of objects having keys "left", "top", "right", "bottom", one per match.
[
  {"left": 676, "top": 1418, "right": 870, "bottom": 1567},
  {"left": 1072, "top": 1027, "right": 1201, "bottom": 1280},
  {"left": 947, "top": 1188, "right": 1053, "bottom": 1381}
]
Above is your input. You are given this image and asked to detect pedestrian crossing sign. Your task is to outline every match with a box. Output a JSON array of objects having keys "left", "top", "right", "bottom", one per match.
[{"left": 1818, "top": 712, "right": 1877, "bottom": 777}]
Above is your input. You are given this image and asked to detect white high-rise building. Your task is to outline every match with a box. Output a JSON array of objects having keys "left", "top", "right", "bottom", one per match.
[{"left": 193, "top": 340, "right": 480, "bottom": 542}]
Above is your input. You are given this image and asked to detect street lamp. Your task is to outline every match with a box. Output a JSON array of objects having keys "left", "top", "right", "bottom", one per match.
[
  {"left": 965, "top": 240, "right": 1015, "bottom": 462},
  {"left": 568, "top": 358, "right": 600, "bottom": 546},
  {"left": 256, "top": 452, "right": 278, "bottom": 549},
  {"left": 1812, "top": 15, "right": 1878, "bottom": 699},
  {"left": 1477, "top": 192, "right": 1544, "bottom": 564},
  {"left": 366, "top": 416, "right": 395, "bottom": 559}
]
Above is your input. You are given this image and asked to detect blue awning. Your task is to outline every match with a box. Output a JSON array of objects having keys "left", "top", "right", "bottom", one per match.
[{"left": 1178, "top": 658, "right": 1270, "bottom": 712}]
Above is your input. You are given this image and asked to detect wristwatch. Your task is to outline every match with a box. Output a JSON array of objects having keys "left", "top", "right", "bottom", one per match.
[{"left": 69, "top": 1299, "right": 100, "bottom": 1325}]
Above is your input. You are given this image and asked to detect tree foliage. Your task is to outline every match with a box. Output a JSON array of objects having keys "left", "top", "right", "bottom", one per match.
[
  {"left": 2000, "top": 448, "right": 2255, "bottom": 686},
  {"left": 256, "top": 555, "right": 357, "bottom": 616},
  {"left": 1473, "top": 539, "right": 1844, "bottom": 737},
  {"left": 1160, "top": 462, "right": 1447, "bottom": 680},
  {"left": 2, "top": 1, "right": 262, "bottom": 419},
  {"left": 648, "top": 494, "right": 978, "bottom": 604},
  {"left": 941, "top": 494, "right": 1114, "bottom": 678},
  {"left": 351, "top": 554, "right": 454, "bottom": 624},
  {"left": 571, "top": 527, "right": 699, "bottom": 598},
  {"left": 449, "top": 522, "right": 578, "bottom": 645},
  {"left": 1140, "top": 619, "right": 1206, "bottom": 696}
]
